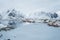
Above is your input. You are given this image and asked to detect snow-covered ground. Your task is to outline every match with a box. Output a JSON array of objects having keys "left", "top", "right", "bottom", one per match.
[{"left": 0, "top": 23, "right": 60, "bottom": 40}]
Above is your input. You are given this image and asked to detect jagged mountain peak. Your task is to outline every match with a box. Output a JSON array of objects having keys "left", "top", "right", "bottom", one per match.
[
  {"left": 28, "top": 11, "right": 58, "bottom": 19},
  {"left": 0, "top": 9, "right": 59, "bottom": 20}
]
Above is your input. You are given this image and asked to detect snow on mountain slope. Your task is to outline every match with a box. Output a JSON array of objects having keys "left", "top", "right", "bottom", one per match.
[
  {"left": 3, "top": 9, "right": 24, "bottom": 20},
  {"left": 27, "top": 12, "right": 49, "bottom": 19},
  {"left": 0, "top": 9, "right": 59, "bottom": 20},
  {"left": 56, "top": 11, "right": 60, "bottom": 19},
  {"left": 56, "top": 11, "right": 60, "bottom": 16},
  {"left": 0, "top": 9, "right": 25, "bottom": 30},
  {"left": 1, "top": 9, "right": 24, "bottom": 20},
  {"left": 28, "top": 11, "right": 58, "bottom": 19}
]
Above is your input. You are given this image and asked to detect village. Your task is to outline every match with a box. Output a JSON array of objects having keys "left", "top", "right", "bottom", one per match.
[{"left": 22, "top": 18, "right": 60, "bottom": 27}]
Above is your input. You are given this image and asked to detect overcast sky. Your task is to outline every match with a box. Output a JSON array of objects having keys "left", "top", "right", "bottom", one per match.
[{"left": 0, "top": 0, "right": 60, "bottom": 14}]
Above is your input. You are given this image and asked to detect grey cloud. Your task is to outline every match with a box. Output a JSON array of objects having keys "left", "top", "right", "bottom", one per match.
[{"left": 0, "top": 0, "right": 60, "bottom": 13}]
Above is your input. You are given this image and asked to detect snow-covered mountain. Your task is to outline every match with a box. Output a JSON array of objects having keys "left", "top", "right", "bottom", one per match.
[
  {"left": 56, "top": 11, "right": 60, "bottom": 19},
  {"left": 0, "top": 9, "right": 59, "bottom": 26},
  {"left": 28, "top": 11, "right": 58, "bottom": 19},
  {"left": 0, "top": 9, "right": 59, "bottom": 20},
  {"left": 0, "top": 9, "right": 25, "bottom": 29}
]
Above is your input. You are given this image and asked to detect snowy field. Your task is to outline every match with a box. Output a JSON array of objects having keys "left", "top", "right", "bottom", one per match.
[{"left": 0, "top": 23, "right": 60, "bottom": 40}]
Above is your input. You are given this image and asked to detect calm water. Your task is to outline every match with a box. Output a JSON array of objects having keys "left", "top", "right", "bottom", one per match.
[{"left": 0, "top": 23, "right": 60, "bottom": 40}]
